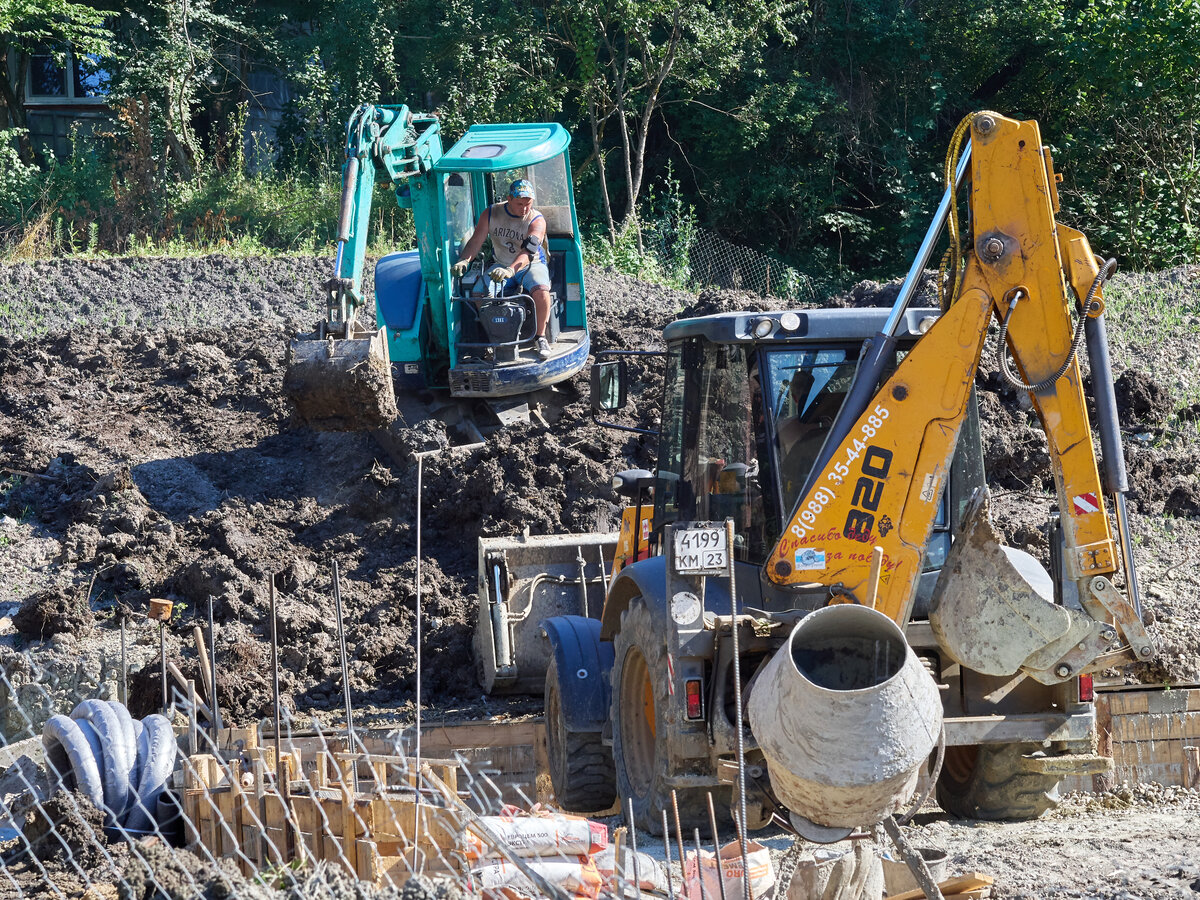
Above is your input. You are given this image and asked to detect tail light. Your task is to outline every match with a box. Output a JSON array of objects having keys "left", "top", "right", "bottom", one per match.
[
  {"left": 685, "top": 678, "right": 704, "bottom": 720},
  {"left": 1078, "top": 674, "right": 1094, "bottom": 702}
]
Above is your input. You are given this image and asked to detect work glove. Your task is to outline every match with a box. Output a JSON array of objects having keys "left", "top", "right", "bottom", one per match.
[
  {"left": 490, "top": 265, "right": 515, "bottom": 283},
  {"left": 451, "top": 259, "right": 470, "bottom": 277}
]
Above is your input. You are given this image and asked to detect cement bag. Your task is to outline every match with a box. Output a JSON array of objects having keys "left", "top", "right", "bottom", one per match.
[
  {"left": 593, "top": 846, "right": 669, "bottom": 895},
  {"left": 685, "top": 841, "right": 776, "bottom": 900},
  {"left": 464, "top": 807, "right": 608, "bottom": 860},
  {"left": 473, "top": 855, "right": 603, "bottom": 900},
  {"left": 785, "top": 842, "right": 883, "bottom": 900}
]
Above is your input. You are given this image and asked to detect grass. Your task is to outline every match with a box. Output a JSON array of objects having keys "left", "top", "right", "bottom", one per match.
[
  {"left": 1099, "top": 269, "right": 1200, "bottom": 412},
  {"left": 0, "top": 171, "right": 416, "bottom": 263}
]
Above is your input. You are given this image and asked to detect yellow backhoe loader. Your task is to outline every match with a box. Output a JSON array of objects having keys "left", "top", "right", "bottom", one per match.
[{"left": 475, "top": 112, "right": 1154, "bottom": 833}]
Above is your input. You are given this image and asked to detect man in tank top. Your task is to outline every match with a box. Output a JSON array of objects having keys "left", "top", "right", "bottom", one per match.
[{"left": 451, "top": 179, "right": 554, "bottom": 359}]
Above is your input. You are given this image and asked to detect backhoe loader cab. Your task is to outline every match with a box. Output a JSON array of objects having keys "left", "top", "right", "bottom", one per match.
[{"left": 636, "top": 309, "right": 981, "bottom": 583}]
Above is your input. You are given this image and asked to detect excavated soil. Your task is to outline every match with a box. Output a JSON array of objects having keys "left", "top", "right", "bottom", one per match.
[
  {"left": 1, "top": 255, "right": 1199, "bottom": 899},
  {"left": 1, "top": 257, "right": 1199, "bottom": 730}
]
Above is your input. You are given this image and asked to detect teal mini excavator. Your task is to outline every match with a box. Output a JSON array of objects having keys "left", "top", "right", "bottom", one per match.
[{"left": 284, "top": 104, "right": 591, "bottom": 432}]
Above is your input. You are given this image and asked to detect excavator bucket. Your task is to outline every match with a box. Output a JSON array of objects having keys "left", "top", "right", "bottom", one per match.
[
  {"left": 475, "top": 532, "right": 618, "bottom": 694},
  {"left": 929, "top": 489, "right": 1101, "bottom": 681},
  {"left": 283, "top": 324, "right": 398, "bottom": 431}
]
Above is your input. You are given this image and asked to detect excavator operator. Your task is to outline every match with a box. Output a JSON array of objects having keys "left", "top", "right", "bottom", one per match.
[{"left": 451, "top": 179, "right": 555, "bottom": 359}]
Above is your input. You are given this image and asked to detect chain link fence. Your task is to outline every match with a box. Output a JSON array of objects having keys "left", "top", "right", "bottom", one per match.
[
  {"left": 641, "top": 224, "right": 823, "bottom": 305},
  {"left": 0, "top": 644, "right": 703, "bottom": 900}
]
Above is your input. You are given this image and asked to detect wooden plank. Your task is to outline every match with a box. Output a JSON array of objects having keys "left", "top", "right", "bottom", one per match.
[
  {"left": 198, "top": 786, "right": 221, "bottom": 857},
  {"left": 215, "top": 787, "right": 238, "bottom": 859},
  {"left": 887, "top": 873, "right": 994, "bottom": 900},
  {"left": 1104, "top": 688, "right": 1200, "bottom": 716},
  {"left": 1111, "top": 712, "right": 1200, "bottom": 743},
  {"left": 413, "top": 719, "right": 543, "bottom": 753},
  {"left": 263, "top": 791, "right": 289, "bottom": 865},
  {"left": 338, "top": 755, "right": 357, "bottom": 874}
]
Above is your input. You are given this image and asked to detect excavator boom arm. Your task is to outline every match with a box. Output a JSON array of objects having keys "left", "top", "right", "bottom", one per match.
[{"left": 328, "top": 104, "right": 442, "bottom": 324}]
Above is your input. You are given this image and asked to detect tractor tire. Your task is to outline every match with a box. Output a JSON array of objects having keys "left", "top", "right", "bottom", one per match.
[
  {"left": 936, "top": 743, "right": 1062, "bottom": 820},
  {"left": 545, "top": 656, "right": 616, "bottom": 813},
  {"left": 610, "top": 599, "right": 722, "bottom": 834}
]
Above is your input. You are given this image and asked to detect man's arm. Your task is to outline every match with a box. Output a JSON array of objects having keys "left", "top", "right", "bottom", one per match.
[{"left": 513, "top": 216, "right": 547, "bottom": 272}]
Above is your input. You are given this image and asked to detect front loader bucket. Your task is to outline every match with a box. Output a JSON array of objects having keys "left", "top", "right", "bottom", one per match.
[
  {"left": 284, "top": 324, "right": 398, "bottom": 431},
  {"left": 929, "top": 489, "right": 1098, "bottom": 680},
  {"left": 475, "top": 532, "right": 618, "bottom": 694}
]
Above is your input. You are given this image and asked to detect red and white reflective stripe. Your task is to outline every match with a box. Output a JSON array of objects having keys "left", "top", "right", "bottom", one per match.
[
  {"left": 1073, "top": 492, "right": 1100, "bottom": 515},
  {"left": 666, "top": 652, "right": 675, "bottom": 695}
]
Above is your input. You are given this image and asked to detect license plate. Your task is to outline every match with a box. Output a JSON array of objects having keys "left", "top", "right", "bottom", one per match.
[{"left": 673, "top": 525, "right": 729, "bottom": 576}]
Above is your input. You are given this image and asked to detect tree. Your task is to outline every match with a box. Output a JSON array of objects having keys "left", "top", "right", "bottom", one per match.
[
  {"left": 1047, "top": 0, "right": 1200, "bottom": 267},
  {"left": 0, "top": 0, "right": 112, "bottom": 158},
  {"left": 108, "top": 0, "right": 265, "bottom": 179},
  {"left": 544, "top": 0, "right": 796, "bottom": 238}
]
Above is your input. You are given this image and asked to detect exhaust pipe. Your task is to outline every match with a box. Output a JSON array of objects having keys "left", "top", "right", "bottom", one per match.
[{"left": 747, "top": 605, "right": 942, "bottom": 829}]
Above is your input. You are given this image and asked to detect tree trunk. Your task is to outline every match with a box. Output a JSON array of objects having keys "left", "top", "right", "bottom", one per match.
[
  {"left": 588, "top": 96, "right": 616, "bottom": 243},
  {"left": 630, "top": 16, "right": 681, "bottom": 209},
  {"left": 0, "top": 47, "right": 34, "bottom": 162}
]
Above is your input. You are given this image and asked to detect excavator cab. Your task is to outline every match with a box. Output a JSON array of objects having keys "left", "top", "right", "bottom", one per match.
[
  {"left": 378, "top": 123, "right": 591, "bottom": 401},
  {"left": 285, "top": 109, "right": 591, "bottom": 432}
]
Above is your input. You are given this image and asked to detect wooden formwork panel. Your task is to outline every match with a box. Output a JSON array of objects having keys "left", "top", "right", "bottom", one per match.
[
  {"left": 1058, "top": 688, "right": 1200, "bottom": 792},
  {"left": 185, "top": 746, "right": 464, "bottom": 884},
  {"left": 382, "top": 719, "right": 550, "bottom": 806}
]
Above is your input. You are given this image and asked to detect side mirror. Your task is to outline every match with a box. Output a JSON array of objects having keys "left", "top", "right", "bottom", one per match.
[{"left": 591, "top": 359, "right": 628, "bottom": 412}]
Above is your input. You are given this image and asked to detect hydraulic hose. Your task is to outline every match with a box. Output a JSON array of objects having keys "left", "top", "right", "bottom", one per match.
[{"left": 997, "top": 258, "right": 1115, "bottom": 395}]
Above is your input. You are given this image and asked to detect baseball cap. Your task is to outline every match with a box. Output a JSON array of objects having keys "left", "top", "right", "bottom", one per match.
[{"left": 509, "top": 179, "right": 535, "bottom": 199}]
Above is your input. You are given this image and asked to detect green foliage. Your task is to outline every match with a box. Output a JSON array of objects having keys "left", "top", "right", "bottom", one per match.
[
  {"left": 584, "top": 166, "right": 699, "bottom": 290},
  {"left": 0, "top": 130, "right": 42, "bottom": 220},
  {"left": 5, "top": 0, "right": 1200, "bottom": 278},
  {"left": 1048, "top": 0, "right": 1200, "bottom": 268},
  {"left": 0, "top": 0, "right": 112, "bottom": 59}
]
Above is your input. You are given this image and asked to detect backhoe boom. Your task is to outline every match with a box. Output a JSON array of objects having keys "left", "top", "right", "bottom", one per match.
[{"left": 764, "top": 112, "right": 1153, "bottom": 682}]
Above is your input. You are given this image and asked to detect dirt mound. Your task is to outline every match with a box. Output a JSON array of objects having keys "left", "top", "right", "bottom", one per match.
[
  {"left": 19, "top": 789, "right": 106, "bottom": 866},
  {"left": 827, "top": 272, "right": 940, "bottom": 309},
  {"left": 683, "top": 287, "right": 780, "bottom": 317},
  {"left": 0, "top": 259, "right": 672, "bottom": 723},
  {"left": 1, "top": 255, "right": 1199, "bottom": 725},
  {"left": 13, "top": 588, "right": 94, "bottom": 640},
  {"left": 1116, "top": 370, "right": 1175, "bottom": 425}
]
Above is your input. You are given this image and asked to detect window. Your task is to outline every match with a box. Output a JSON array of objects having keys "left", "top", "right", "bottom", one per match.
[
  {"left": 487, "top": 155, "right": 574, "bottom": 235},
  {"left": 443, "top": 173, "right": 475, "bottom": 255},
  {"left": 763, "top": 346, "right": 859, "bottom": 515},
  {"left": 27, "top": 48, "right": 109, "bottom": 103},
  {"left": 654, "top": 339, "right": 771, "bottom": 563}
]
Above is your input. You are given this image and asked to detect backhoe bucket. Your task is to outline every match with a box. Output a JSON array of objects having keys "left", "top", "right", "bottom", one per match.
[
  {"left": 929, "top": 490, "right": 1097, "bottom": 679},
  {"left": 284, "top": 324, "right": 398, "bottom": 431},
  {"left": 475, "top": 532, "right": 618, "bottom": 694}
]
